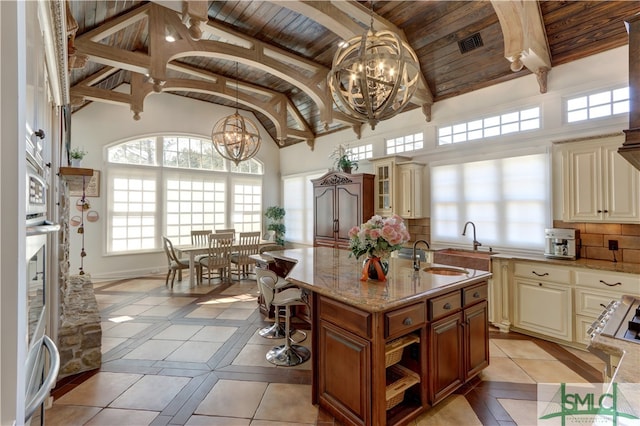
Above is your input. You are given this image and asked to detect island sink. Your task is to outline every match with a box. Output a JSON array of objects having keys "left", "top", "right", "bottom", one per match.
[
  {"left": 433, "top": 248, "right": 495, "bottom": 272},
  {"left": 423, "top": 266, "right": 468, "bottom": 276}
]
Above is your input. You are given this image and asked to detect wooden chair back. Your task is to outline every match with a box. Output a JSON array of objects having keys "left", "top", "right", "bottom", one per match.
[
  {"left": 215, "top": 228, "right": 236, "bottom": 241},
  {"left": 191, "top": 229, "right": 212, "bottom": 246}
]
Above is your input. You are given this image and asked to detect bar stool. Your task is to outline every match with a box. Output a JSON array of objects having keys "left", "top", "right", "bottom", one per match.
[
  {"left": 256, "top": 268, "right": 293, "bottom": 338},
  {"left": 256, "top": 268, "right": 310, "bottom": 366}
]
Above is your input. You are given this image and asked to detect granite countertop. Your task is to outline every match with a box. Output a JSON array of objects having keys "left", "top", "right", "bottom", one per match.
[
  {"left": 491, "top": 252, "right": 640, "bottom": 275},
  {"left": 267, "top": 247, "right": 492, "bottom": 312},
  {"left": 589, "top": 333, "right": 640, "bottom": 384}
]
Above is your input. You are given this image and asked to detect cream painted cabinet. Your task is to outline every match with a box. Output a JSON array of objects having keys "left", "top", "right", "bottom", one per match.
[
  {"left": 397, "top": 162, "right": 425, "bottom": 218},
  {"left": 512, "top": 262, "right": 573, "bottom": 342},
  {"left": 574, "top": 269, "right": 640, "bottom": 345},
  {"left": 560, "top": 137, "right": 640, "bottom": 223},
  {"left": 372, "top": 156, "right": 405, "bottom": 217},
  {"left": 371, "top": 156, "right": 425, "bottom": 218}
]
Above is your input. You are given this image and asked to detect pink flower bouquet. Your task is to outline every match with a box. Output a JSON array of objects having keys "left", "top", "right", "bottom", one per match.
[{"left": 348, "top": 214, "right": 411, "bottom": 260}]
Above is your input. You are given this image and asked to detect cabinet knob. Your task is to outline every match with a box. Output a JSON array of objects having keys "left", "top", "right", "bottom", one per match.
[
  {"left": 473, "top": 291, "right": 480, "bottom": 298},
  {"left": 403, "top": 317, "right": 413, "bottom": 326},
  {"left": 443, "top": 302, "right": 451, "bottom": 310},
  {"left": 538, "top": 283, "right": 543, "bottom": 286}
]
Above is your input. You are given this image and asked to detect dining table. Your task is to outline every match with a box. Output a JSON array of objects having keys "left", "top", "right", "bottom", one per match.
[{"left": 175, "top": 239, "right": 273, "bottom": 285}]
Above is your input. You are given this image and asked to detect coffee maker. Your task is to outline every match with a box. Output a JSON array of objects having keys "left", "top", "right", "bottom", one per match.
[{"left": 544, "top": 228, "right": 579, "bottom": 260}]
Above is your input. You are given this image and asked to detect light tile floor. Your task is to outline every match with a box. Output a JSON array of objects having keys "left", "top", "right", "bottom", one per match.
[{"left": 45, "top": 274, "right": 607, "bottom": 426}]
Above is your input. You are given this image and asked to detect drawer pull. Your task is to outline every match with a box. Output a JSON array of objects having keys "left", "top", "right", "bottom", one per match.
[
  {"left": 403, "top": 317, "right": 413, "bottom": 326},
  {"left": 538, "top": 283, "right": 543, "bottom": 287},
  {"left": 532, "top": 270, "right": 549, "bottom": 277},
  {"left": 473, "top": 291, "right": 480, "bottom": 298},
  {"left": 600, "top": 303, "right": 607, "bottom": 308},
  {"left": 599, "top": 279, "right": 622, "bottom": 287},
  {"left": 443, "top": 302, "right": 451, "bottom": 310}
]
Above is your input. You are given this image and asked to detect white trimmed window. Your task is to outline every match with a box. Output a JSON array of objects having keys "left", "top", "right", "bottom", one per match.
[
  {"left": 105, "top": 135, "right": 263, "bottom": 253},
  {"left": 231, "top": 180, "right": 262, "bottom": 233},
  {"left": 386, "top": 132, "right": 423, "bottom": 154},
  {"left": 348, "top": 144, "right": 373, "bottom": 161},
  {"left": 283, "top": 171, "right": 325, "bottom": 244},
  {"left": 431, "top": 152, "right": 550, "bottom": 251},
  {"left": 566, "top": 86, "right": 629, "bottom": 123},
  {"left": 438, "top": 107, "right": 540, "bottom": 145}
]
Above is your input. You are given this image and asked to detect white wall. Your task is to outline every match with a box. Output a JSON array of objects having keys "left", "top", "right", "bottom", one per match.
[
  {"left": 280, "top": 46, "right": 629, "bottom": 185},
  {"left": 71, "top": 91, "right": 282, "bottom": 280},
  {"left": 1, "top": 2, "right": 28, "bottom": 423}
]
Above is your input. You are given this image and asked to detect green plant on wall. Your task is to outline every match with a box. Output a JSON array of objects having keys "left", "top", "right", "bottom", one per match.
[{"left": 265, "top": 206, "right": 286, "bottom": 246}]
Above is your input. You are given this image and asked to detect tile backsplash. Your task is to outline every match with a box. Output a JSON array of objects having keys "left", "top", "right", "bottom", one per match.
[
  {"left": 553, "top": 221, "right": 640, "bottom": 264},
  {"left": 404, "top": 217, "right": 640, "bottom": 264}
]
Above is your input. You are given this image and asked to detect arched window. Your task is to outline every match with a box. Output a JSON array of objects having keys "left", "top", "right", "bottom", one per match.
[{"left": 105, "top": 135, "right": 263, "bottom": 253}]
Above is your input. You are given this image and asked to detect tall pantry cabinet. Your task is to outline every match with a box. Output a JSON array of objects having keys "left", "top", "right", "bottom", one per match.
[{"left": 312, "top": 171, "right": 374, "bottom": 249}]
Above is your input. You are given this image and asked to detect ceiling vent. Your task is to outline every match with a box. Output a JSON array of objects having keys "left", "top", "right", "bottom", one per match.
[{"left": 458, "top": 33, "right": 483, "bottom": 54}]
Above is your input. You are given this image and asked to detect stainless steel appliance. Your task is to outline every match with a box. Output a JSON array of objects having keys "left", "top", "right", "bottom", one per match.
[
  {"left": 587, "top": 295, "right": 640, "bottom": 379},
  {"left": 544, "top": 228, "right": 579, "bottom": 260},
  {"left": 24, "top": 164, "right": 60, "bottom": 425}
]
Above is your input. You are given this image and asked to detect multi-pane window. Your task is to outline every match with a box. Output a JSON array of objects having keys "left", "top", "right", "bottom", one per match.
[
  {"left": 109, "top": 171, "right": 157, "bottom": 252},
  {"left": 107, "top": 137, "right": 156, "bottom": 165},
  {"left": 231, "top": 181, "right": 262, "bottom": 233},
  {"left": 348, "top": 144, "right": 373, "bottom": 161},
  {"left": 163, "top": 136, "right": 226, "bottom": 170},
  {"left": 105, "top": 136, "right": 263, "bottom": 254},
  {"left": 566, "top": 87, "right": 629, "bottom": 123},
  {"left": 386, "top": 133, "right": 423, "bottom": 154},
  {"left": 431, "top": 152, "right": 549, "bottom": 251},
  {"left": 164, "top": 174, "right": 227, "bottom": 246},
  {"left": 283, "top": 171, "right": 325, "bottom": 244},
  {"left": 438, "top": 107, "right": 540, "bottom": 145}
]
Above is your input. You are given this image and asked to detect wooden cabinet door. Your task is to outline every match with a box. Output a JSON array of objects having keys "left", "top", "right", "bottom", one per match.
[
  {"left": 373, "top": 160, "right": 394, "bottom": 217},
  {"left": 314, "top": 185, "right": 336, "bottom": 241},
  {"left": 319, "top": 320, "right": 371, "bottom": 426},
  {"left": 513, "top": 277, "right": 572, "bottom": 342},
  {"left": 604, "top": 144, "right": 640, "bottom": 222},
  {"left": 429, "top": 313, "right": 463, "bottom": 405},
  {"left": 397, "top": 163, "right": 424, "bottom": 218},
  {"left": 336, "top": 182, "right": 362, "bottom": 242},
  {"left": 464, "top": 301, "right": 489, "bottom": 379}
]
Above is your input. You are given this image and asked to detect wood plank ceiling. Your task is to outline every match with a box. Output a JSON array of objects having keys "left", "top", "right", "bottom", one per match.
[{"left": 66, "top": 1, "right": 639, "bottom": 149}]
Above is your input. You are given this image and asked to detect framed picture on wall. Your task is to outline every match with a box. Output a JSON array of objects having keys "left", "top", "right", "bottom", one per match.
[{"left": 69, "top": 170, "right": 100, "bottom": 197}]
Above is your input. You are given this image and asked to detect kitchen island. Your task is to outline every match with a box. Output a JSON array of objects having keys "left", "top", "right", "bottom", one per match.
[{"left": 268, "top": 247, "right": 493, "bottom": 426}]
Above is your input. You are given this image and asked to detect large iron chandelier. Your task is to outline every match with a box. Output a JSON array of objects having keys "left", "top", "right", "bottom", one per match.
[
  {"left": 328, "top": 8, "right": 421, "bottom": 130},
  {"left": 211, "top": 63, "right": 261, "bottom": 165}
]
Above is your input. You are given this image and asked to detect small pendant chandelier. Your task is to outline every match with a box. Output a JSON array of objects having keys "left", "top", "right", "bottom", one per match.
[
  {"left": 328, "top": 3, "right": 421, "bottom": 130},
  {"left": 211, "top": 63, "right": 261, "bottom": 166}
]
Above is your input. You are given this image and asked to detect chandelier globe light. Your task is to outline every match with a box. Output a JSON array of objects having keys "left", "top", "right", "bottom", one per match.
[
  {"left": 328, "top": 14, "right": 421, "bottom": 130},
  {"left": 211, "top": 63, "right": 262, "bottom": 165}
]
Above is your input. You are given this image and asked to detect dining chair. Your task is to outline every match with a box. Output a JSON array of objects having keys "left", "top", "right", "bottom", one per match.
[
  {"left": 215, "top": 228, "right": 236, "bottom": 240},
  {"left": 197, "top": 232, "right": 234, "bottom": 284},
  {"left": 229, "top": 231, "right": 261, "bottom": 280},
  {"left": 162, "top": 236, "right": 198, "bottom": 288},
  {"left": 191, "top": 229, "right": 212, "bottom": 246}
]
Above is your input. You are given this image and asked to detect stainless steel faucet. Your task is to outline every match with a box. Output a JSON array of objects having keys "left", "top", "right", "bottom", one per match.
[
  {"left": 412, "top": 240, "right": 430, "bottom": 271},
  {"left": 462, "top": 221, "right": 482, "bottom": 251}
]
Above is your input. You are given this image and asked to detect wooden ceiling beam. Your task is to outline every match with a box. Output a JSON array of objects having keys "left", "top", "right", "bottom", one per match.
[
  {"left": 71, "top": 2, "right": 370, "bottom": 142},
  {"left": 277, "top": 0, "right": 434, "bottom": 121},
  {"left": 491, "top": 0, "right": 552, "bottom": 93}
]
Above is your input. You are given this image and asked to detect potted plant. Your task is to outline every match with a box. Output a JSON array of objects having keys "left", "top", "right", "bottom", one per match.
[
  {"left": 265, "top": 206, "right": 286, "bottom": 246},
  {"left": 329, "top": 144, "right": 358, "bottom": 173},
  {"left": 70, "top": 147, "right": 87, "bottom": 167}
]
